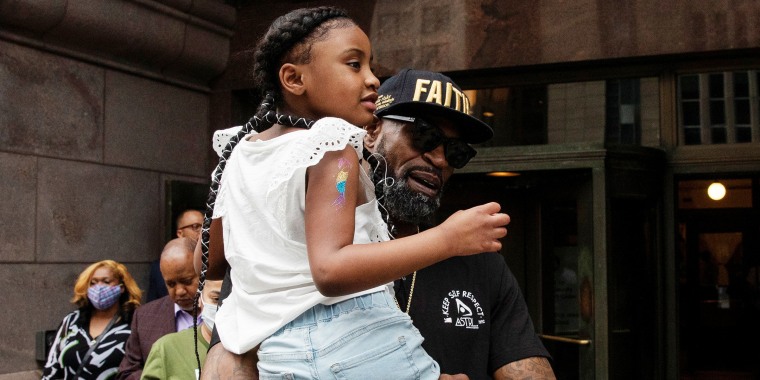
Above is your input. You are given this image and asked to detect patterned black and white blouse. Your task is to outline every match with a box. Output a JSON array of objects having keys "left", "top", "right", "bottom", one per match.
[{"left": 42, "top": 308, "right": 132, "bottom": 380}]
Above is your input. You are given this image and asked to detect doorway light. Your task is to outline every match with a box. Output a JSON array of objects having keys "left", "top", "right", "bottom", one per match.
[
  {"left": 487, "top": 171, "right": 520, "bottom": 177},
  {"left": 707, "top": 182, "right": 726, "bottom": 201}
]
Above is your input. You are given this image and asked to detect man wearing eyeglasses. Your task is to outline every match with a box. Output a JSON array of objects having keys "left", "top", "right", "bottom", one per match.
[
  {"left": 176, "top": 209, "right": 204, "bottom": 241},
  {"left": 200, "top": 69, "right": 554, "bottom": 380}
]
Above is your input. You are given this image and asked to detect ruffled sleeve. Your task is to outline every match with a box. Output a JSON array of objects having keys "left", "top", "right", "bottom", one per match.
[{"left": 267, "top": 117, "right": 365, "bottom": 200}]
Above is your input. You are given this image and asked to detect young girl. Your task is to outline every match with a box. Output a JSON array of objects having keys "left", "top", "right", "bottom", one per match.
[{"left": 196, "top": 6, "right": 508, "bottom": 379}]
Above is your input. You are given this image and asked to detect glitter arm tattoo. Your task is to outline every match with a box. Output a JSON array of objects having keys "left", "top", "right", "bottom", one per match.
[{"left": 332, "top": 158, "right": 351, "bottom": 208}]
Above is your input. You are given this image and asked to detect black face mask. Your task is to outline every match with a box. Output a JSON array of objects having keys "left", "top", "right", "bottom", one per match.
[{"left": 383, "top": 115, "right": 477, "bottom": 169}]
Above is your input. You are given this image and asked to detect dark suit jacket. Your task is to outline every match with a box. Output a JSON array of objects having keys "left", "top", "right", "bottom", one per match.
[
  {"left": 146, "top": 259, "right": 168, "bottom": 302},
  {"left": 116, "top": 295, "right": 176, "bottom": 380}
]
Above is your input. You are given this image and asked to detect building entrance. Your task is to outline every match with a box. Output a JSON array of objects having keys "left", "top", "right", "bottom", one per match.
[
  {"left": 440, "top": 169, "right": 598, "bottom": 379},
  {"left": 676, "top": 176, "right": 760, "bottom": 379},
  {"left": 441, "top": 144, "right": 665, "bottom": 378}
]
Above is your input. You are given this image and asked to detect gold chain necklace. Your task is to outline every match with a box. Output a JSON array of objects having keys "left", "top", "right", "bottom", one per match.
[
  {"left": 403, "top": 270, "right": 417, "bottom": 314},
  {"left": 394, "top": 226, "right": 419, "bottom": 314},
  {"left": 394, "top": 270, "right": 418, "bottom": 314}
]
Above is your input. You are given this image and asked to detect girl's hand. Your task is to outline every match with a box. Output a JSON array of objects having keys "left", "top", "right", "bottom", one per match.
[{"left": 437, "top": 202, "right": 510, "bottom": 256}]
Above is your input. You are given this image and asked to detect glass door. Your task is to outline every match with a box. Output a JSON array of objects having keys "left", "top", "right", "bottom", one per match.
[
  {"left": 538, "top": 171, "right": 595, "bottom": 380},
  {"left": 439, "top": 169, "right": 597, "bottom": 379}
]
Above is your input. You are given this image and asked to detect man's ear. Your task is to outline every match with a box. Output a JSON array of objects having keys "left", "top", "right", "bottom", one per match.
[
  {"left": 363, "top": 118, "right": 382, "bottom": 150},
  {"left": 279, "top": 63, "right": 305, "bottom": 96}
]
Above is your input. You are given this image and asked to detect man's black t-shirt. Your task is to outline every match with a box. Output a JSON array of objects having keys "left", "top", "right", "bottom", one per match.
[{"left": 394, "top": 252, "right": 551, "bottom": 379}]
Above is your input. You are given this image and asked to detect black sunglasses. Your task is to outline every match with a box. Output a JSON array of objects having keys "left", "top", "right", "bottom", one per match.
[{"left": 383, "top": 115, "right": 476, "bottom": 169}]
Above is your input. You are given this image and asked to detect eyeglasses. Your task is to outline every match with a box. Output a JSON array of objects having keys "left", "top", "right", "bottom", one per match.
[
  {"left": 383, "top": 115, "right": 476, "bottom": 169},
  {"left": 178, "top": 223, "right": 202, "bottom": 232}
]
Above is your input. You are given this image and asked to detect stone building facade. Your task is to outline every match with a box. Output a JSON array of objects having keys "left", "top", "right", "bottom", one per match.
[{"left": 0, "top": 0, "right": 234, "bottom": 377}]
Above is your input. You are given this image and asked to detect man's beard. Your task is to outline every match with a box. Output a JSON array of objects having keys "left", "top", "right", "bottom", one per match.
[
  {"left": 380, "top": 175, "right": 441, "bottom": 224},
  {"left": 369, "top": 146, "right": 442, "bottom": 226}
]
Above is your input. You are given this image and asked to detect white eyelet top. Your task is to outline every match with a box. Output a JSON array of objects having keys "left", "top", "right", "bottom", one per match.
[{"left": 212, "top": 117, "right": 390, "bottom": 354}]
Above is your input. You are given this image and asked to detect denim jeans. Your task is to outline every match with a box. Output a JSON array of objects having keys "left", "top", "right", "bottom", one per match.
[{"left": 257, "top": 290, "right": 440, "bottom": 379}]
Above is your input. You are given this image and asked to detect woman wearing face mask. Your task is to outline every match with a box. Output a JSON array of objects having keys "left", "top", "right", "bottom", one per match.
[
  {"left": 42, "top": 260, "right": 142, "bottom": 380},
  {"left": 141, "top": 279, "right": 222, "bottom": 380}
]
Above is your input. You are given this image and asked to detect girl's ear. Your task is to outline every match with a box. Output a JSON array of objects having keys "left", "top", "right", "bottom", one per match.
[{"left": 280, "top": 63, "right": 305, "bottom": 96}]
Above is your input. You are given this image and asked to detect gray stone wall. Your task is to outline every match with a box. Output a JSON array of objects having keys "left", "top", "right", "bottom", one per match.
[
  {"left": 0, "top": 0, "right": 234, "bottom": 374},
  {"left": 368, "top": 0, "right": 760, "bottom": 75},
  {"left": 218, "top": 0, "right": 760, "bottom": 89}
]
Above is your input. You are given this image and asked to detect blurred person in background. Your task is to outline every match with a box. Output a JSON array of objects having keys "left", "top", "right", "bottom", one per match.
[
  {"left": 147, "top": 209, "right": 203, "bottom": 302},
  {"left": 117, "top": 237, "right": 200, "bottom": 380},
  {"left": 42, "top": 260, "right": 142, "bottom": 380},
  {"left": 141, "top": 279, "right": 223, "bottom": 380}
]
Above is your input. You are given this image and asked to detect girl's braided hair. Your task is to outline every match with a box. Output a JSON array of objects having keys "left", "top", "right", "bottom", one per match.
[
  {"left": 192, "top": 6, "right": 355, "bottom": 373},
  {"left": 251, "top": 6, "right": 355, "bottom": 121}
]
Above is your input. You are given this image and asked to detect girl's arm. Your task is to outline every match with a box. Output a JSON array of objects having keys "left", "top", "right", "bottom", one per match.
[{"left": 305, "top": 147, "right": 509, "bottom": 297}]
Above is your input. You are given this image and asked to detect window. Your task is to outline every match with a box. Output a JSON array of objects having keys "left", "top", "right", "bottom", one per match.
[
  {"left": 709, "top": 73, "right": 726, "bottom": 143},
  {"left": 466, "top": 86, "right": 548, "bottom": 147},
  {"left": 606, "top": 79, "right": 641, "bottom": 145},
  {"left": 680, "top": 75, "right": 701, "bottom": 145},
  {"left": 678, "top": 70, "right": 759, "bottom": 145},
  {"left": 734, "top": 72, "right": 752, "bottom": 143},
  {"left": 466, "top": 77, "right": 658, "bottom": 147}
]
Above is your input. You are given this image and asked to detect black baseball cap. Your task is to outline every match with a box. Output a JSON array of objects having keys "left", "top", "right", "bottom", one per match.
[{"left": 375, "top": 68, "right": 494, "bottom": 144}]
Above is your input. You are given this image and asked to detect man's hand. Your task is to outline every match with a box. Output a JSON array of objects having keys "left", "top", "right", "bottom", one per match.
[{"left": 200, "top": 344, "right": 258, "bottom": 380}]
